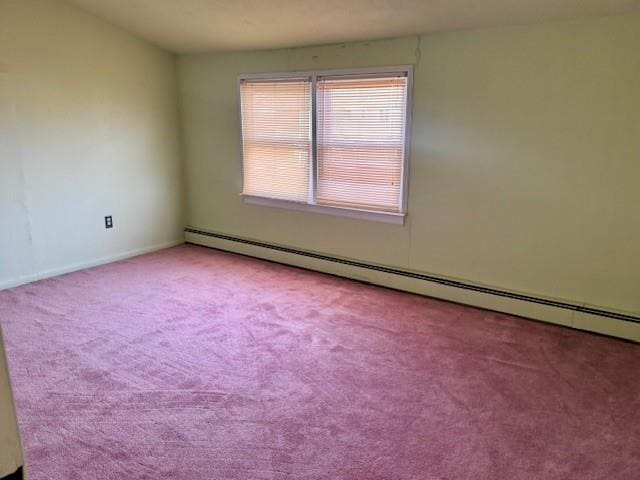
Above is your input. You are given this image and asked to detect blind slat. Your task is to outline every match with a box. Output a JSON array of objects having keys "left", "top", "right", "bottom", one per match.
[
  {"left": 316, "top": 75, "right": 408, "bottom": 213},
  {"left": 240, "top": 72, "right": 408, "bottom": 214},
  {"left": 241, "top": 80, "right": 311, "bottom": 202}
]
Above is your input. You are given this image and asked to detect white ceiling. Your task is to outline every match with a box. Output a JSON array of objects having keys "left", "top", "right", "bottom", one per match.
[{"left": 66, "top": 0, "right": 640, "bottom": 53}]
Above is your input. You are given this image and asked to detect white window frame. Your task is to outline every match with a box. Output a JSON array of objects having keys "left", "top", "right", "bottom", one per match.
[{"left": 238, "top": 65, "right": 413, "bottom": 225}]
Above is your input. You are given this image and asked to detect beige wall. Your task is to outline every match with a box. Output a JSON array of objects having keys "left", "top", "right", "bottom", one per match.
[
  {"left": 179, "top": 14, "right": 640, "bottom": 338},
  {"left": 0, "top": 328, "right": 22, "bottom": 478},
  {"left": 0, "top": 0, "right": 184, "bottom": 290},
  {"left": 0, "top": 0, "right": 185, "bottom": 473}
]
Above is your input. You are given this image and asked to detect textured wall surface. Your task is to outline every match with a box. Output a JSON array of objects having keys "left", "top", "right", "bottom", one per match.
[
  {"left": 0, "top": 0, "right": 185, "bottom": 290},
  {"left": 179, "top": 14, "right": 640, "bottom": 334}
]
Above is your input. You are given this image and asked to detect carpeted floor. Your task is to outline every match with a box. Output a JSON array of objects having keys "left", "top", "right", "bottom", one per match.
[{"left": 1, "top": 245, "right": 638, "bottom": 479}]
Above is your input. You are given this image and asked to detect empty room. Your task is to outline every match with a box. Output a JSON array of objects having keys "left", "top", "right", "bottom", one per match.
[{"left": 1, "top": 0, "right": 639, "bottom": 478}]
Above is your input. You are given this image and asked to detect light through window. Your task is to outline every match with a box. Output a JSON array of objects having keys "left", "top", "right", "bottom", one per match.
[
  {"left": 239, "top": 67, "right": 410, "bottom": 222},
  {"left": 240, "top": 79, "right": 312, "bottom": 202}
]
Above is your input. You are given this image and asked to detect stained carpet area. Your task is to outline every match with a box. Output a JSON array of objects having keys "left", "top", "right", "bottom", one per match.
[{"left": 1, "top": 245, "right": 639, "bottom": 479}]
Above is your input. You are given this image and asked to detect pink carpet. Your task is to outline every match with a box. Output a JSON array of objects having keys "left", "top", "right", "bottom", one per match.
[{"left": 1, "top": 245, "right": 638, "bottom": 479}]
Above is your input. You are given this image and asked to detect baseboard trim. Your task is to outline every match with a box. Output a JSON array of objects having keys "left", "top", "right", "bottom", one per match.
[
  {"left": 185, "top": 227, "right": 640, "bottom": 342},
  {"left": 0, "top": 239, "right": 184, "bottom": 291}
]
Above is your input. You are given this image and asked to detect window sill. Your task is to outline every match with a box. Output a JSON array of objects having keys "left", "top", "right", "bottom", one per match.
[{"left": 242, "top": 195, "right": 406, "bottom": 225}]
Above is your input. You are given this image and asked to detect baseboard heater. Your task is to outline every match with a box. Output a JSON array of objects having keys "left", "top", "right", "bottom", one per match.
[{"left": 184, "top": 227, "right": 639, "bottom": 325}]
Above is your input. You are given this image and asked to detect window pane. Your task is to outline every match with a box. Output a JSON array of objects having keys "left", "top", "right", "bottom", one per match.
[
  {"left": 316, "top": 76, "right": 408, "bottom": 213},
  {"left": 240, "top": 79, "right": 311, "bottom": 202}
]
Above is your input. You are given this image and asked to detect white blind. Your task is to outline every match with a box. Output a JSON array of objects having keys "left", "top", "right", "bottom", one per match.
[
  {"left": 240, "top": 79, "right": 312, "bottom": 202},
  {"left": 316, "top": 75, "right": 408, "bottom": 213}
]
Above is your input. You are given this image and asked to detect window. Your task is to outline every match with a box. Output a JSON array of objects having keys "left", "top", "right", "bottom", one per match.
[
  {"left": 240, "top": 79, "right": 312, "bottom": 202},
  {"left": 239, "top": 66, "right": 411, "bottom": 224}
]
